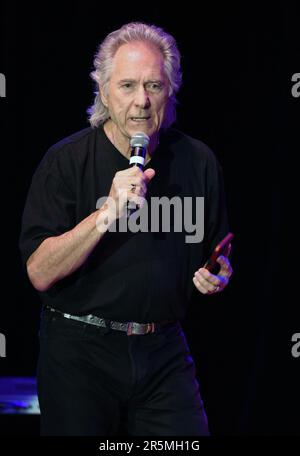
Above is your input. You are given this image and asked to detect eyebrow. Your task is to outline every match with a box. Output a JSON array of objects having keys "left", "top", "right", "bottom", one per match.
[{"left": 118, "top": 79, "right": 164, "bottom": 85}]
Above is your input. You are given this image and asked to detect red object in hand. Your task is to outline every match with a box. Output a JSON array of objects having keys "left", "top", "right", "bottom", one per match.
[{"left": 204, "top": 232, "right": 234, "bottom": 273}]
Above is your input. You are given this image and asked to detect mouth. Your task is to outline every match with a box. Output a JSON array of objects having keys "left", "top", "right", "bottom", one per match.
[{"left": 130, "top": 116, "right": 151, "bottom": 122}]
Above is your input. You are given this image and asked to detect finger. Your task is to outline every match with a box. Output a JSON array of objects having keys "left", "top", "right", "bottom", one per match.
[
  {"left": 216, "top": 256, "right": 233, "bottom": 278},
  {"left": 127, "top": 166, "right": 144, "bottom": 176},
  {"left": 128, "top": 194, "right": 146, "bottom": 208},
  {"left": 193, "top": 274, "right": 222, "bottom": 294},
  {"left": 193, "top": 276, "right": 210, "bottom": 294},
  {"left": 194, "top": 270, "right": 221, "bottom": 293},
  {"left": 144, "top": 168, "right": 156, "bottom": 183},
  {"left": 126, "top": 175, "right": 148, "bottom": 191},
  {"left": 124, "top": 176, "right": 143, "bottom": 186},
  {"left": 196, "top": 268, "right": 220, "bottom": 287},
  {"left": 195, "top": 267, "right": 227, "bottom": 292},
  {"left": 138, "top": 182, "right": 147, "bottom": 195},
  {"left": 128, "top": 184, "right": 146, "bottom": 196}
]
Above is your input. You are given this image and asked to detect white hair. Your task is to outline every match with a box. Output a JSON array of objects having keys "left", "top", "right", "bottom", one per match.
[{"left": 87, "top": 22, "right": 182, "bottom": 129}]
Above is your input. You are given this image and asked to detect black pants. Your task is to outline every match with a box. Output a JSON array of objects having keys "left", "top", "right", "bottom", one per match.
[{"left": 37, "top": 309, "right": 210, "bottom": 436}]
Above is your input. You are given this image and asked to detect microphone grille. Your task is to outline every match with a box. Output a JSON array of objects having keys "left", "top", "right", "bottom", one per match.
[{"left": 130, "top": 131, "right": 150, "bottom": 148}]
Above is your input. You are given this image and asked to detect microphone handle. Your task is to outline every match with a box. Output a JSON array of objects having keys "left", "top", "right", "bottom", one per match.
[
  {"left": 127, "top": 146, "right": 146, "bottom": 216},
  {"left": 129, "top": 146, "right": 146, "bottom": 170}
]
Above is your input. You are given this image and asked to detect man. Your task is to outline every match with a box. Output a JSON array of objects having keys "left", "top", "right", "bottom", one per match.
[{"left": 19, "top": 22, "right": 232, "bottom": 436}]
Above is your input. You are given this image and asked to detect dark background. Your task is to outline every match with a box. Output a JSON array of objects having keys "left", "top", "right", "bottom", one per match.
[{"left": 0, "top": 2, "right": 299, "bottom": 435}]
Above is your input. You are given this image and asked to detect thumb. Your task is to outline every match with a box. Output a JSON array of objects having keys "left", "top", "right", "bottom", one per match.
[{"left": 144, "top": 168, "right": 156, "bottom": 183}]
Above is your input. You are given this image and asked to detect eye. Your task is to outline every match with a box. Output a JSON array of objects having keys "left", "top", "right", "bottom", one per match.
[
  {"left": 121, "top": 82, "right": 134, "bottom": 90},
  {"left": 146, "top": 82, "right": 163, "bottom": 92}
]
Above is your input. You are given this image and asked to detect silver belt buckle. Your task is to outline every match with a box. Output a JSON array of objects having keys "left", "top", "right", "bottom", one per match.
[
  {"left": 127, "top": 322, "right": 134, "bottom": 336},
  {"left": 127, "top": 322, "right": 155, "bottom": 336}
]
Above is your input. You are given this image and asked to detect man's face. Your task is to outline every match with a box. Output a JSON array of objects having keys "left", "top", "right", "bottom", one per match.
[{"left": 100, "top": 41, "right": 169, "bottom": 143}]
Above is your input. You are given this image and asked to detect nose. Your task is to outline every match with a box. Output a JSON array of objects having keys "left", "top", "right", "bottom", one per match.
[{"left": 134, "top": 85, "right": 151, "bottom": 109}]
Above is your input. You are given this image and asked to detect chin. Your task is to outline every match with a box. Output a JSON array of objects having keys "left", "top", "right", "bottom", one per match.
[
  {"left": 132, "top": 124, "right": 158, "bottom": 136},
  {"left": 128, "top": 127, "right": 150, "bottom": 137}
]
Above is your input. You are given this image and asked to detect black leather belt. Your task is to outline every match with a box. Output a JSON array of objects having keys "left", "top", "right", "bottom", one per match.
[{"left": 45, "top": 306, "right": 175, "bottom": 336}]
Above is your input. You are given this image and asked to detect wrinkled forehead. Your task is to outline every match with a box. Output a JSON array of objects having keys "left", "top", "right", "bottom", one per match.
[{"left": 110, "top": 41, "right": 167, "bottom": 81}]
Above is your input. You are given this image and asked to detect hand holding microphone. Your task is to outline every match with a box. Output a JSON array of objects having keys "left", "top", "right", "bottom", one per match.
[
  {"left": 107, "top": 132, "right": 155, "bottom": 220},
  {"left": 127, "top": 132, "right": 153, "bottom": 216}
]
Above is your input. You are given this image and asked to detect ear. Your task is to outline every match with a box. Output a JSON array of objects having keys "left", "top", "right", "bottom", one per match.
[{"left": 99, "top": 86, "right": 108, "bottom": 108}]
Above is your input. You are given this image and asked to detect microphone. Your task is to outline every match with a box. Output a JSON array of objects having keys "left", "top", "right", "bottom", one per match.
[
  {"left": 127, "top": 132, "right": 150, "bottom": 217},
  {"left": 129, "top": 131, "right": 150, "bottom": 170}
]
